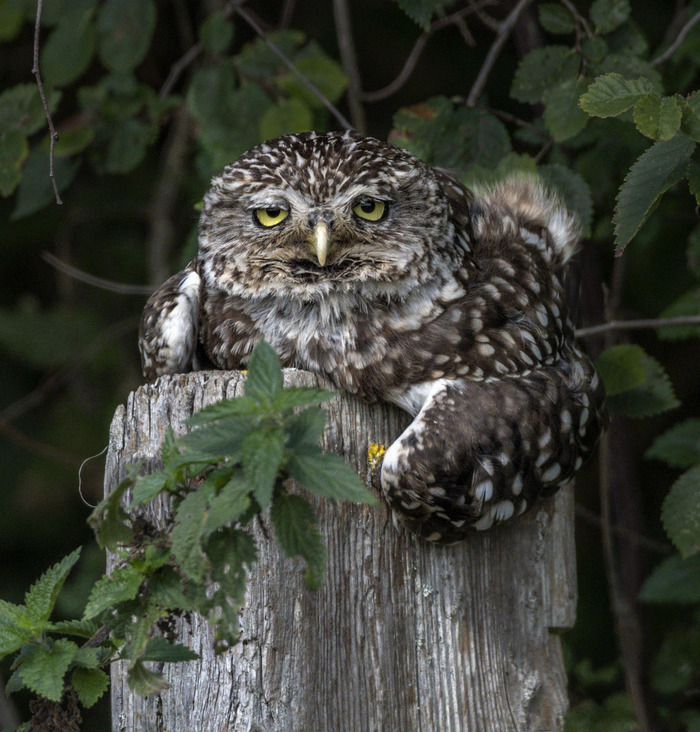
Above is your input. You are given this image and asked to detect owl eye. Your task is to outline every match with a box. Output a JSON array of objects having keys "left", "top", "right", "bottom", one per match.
[
  {"left": 352, "top": 198, "right": 386, "bottom": 222},
  {"left": 255, "top": 207, "right": 289, "bottom": 227}
]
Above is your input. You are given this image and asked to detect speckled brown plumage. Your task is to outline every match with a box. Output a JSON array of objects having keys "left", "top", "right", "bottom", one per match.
[{"left": 139, "top": 130, "right": 606, "bottom": 542}]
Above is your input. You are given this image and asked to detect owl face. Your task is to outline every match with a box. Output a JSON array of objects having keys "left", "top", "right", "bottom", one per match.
[{"left": 198, "top": 131, "right": 455, "bottom": 302}]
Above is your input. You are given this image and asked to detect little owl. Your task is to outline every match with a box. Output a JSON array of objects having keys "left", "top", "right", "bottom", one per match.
[{"left": 139, "top": 130, "right": 606, "bottom": 543}]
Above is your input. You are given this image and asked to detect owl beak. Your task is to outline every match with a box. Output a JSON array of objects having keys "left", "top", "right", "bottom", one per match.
[{"left": 312, "top": 219, "right": 330, "bottom": 267}]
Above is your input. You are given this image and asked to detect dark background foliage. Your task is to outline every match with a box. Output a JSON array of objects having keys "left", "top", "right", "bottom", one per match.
[{"left": 1, "top": 0, "right": 700, "bottom": 729}]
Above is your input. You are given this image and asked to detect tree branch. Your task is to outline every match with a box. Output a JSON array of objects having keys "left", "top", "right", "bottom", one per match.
[
  {"left": 41, "top": 252, "right": 154, "bottom": 295},
  {"left": 234, "top": 4, "right": 353, "bottom": 130},
  {"left": 362, "top": 3, "right": 495, "bottom": 104},
  {"left": 466, "top": 0, "right": 536, "bottom": 107},
  {"left": 32, "top": 0, "right": 62, "bottom": 205},
  {"left": 651, "top": 8, "right": 700, "bottom": 66},
  {"left": 332, "top": 0, "right": 366, "bottom": 131},
  {"left": 575, "top": 314, "right": 700, "bottom": 339}
]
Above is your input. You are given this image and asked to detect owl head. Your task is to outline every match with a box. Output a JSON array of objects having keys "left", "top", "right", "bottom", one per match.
[{"left": 197, "top": 131, "right": 457, "bottom": 302}]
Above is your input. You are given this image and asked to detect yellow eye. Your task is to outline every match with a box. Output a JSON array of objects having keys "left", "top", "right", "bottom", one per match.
[
  {"left": 353, "top": 198, "right": 386, "bottom": 222},
  {"left": 255, "top": 207, "right": 289, "bottom": 227}
]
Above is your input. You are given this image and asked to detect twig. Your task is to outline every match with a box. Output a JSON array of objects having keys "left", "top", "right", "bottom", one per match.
[
  {"left": 575, "top": 314, "right": 700, "bottom": 338},
  {"left": 466, "top": 0, "right": 536, "bottom": 107},
  {"left": 234, "top": 4, "right": 353, "bottom": 130},
  {"left": 575, "top": 504, "right": 671, "bottom": 555},
  {"left": 651, "top": 9, "right": 700, "bottom": 66},
  {"left": 41, "top": 252, "right": 154, "bottom": 295},
  {"left": 0, "top": 316, "right": 138, "bottom": 425},
  {"left": 560, "top": 0, "right": 593, "bottom": 39},
  {"left": 332, "top": 0, "right": 366, "bottom": 131},
  {"left": 362, "top": 3, "right": 494, "bottom": 103},
  {"left": 31, "top": 0, "right": 62, "bottom": 205},
  {"left": 160, "top": 43, "right": 203, "bottom": 98},
  {"left": 0, "top": 419, "right": 82, "bottom": 467},
  {"left": 278, "top": 0, "right": 297, "bottom": 28},
  {"left": 146, "top": 106, "right": 192, "bottom": 285}
]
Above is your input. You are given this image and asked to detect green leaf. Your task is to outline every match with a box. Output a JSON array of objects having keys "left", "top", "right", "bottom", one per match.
[
  {"left": 511, "top": 46, "right": 580, "bottom": 105},
  {"left": 598, "top": 347, "right": 679, "bottom": 417},
  {"left": 582, "top": 37, "right": 608, "bottom": 64},
  {"left": 0, "top": 610, "right": 33, "bottom": 658},
  {"left": 259, "top": 97, "right": 313, "bottom": 141},
  {"left": 650, "top": 625, "right": 700, "bottom": 696},
  {"left": 83, "top": 566, "right": 143, "bottom": 620},
  {"left": 646, "top": 419, "right": 700, "bottom": 469},
  {"left": 0, "top": 83, "right": 61, "bottom": 136},
  {"left": 681, "top": 91, "right": 700, "bottom": 142},
  {"left": 272, "top": 387, "right": 335, "bottom": 412},
  {"left": 12, "top": 146, "right": 78, "bottom": 219},
  {"left": 277, "top": 49, "right": 348, "bottom": 109},
  {"left": 579, "top": 73, "right": 655, "bottom": 118},
  {"left": 0, "top": 130, "right": 27, "bottom": 196},
  {"left": 394, "top": 0, "right": 447, "bottom": 30},
  {"left": 130, "top": 471, "right": 170, "bottom": 506},
  {"left": 97, "top": 0, "right": 156, "bottom": 73},
  {"left": 171, "top": 487, "right": 212, "bottom": 582},
  {"left": 241, "top": 426, "right": 286, "bottom": 508},
  {"left": 538, "top": 164, "right": 593, "bottom": 237},
  {"left": 204, "top": 475, "right": 252, "bottom": 534},
  {"left": 657, "top": 289, "right": 700, "bottom": 340},
  {"left": 41, "top": 9, "right": 96, "bottom": 87},
  {"left": 543, "top": 76, "right": 590, "bottom": 142},
  {"left": 127, "top": 659, "right": 169, "bottom": 696},
  {"left": 614, "top": 133, "right": 696, "bottom": 251},
  {"left": 72, "top": 667, "right": 110, "bottom": 708},
  {"left": 244, "top": 340, "right": 283, "bottom": 401},
  {"left": 148, "top": 567, "right": 191, "bottom": 611},
  {"left": 25, "top": 547, "right": 82, "bottom": 624},
  {"left": 271, "top": 492, "right": 326, "bottom": 588},
  {"left": 88, "top": 475, "right": 134, "bottom": 550},
  {"left": 200, "top": 11, "right": 233, "bottom": 55},
  {"left": 187, "top": 396, "right": 261, "bottom": 426},
  {"left": 142, "top": 636, "right": 199, "bottom": 663},
  {"left": 18, "top": 638, "right": 78, "bottom": 701},
  {"left": 633, "top": 95, "right": 682, "bottom": 140},
  {"left": 640, "top": 552, "right": 700, "bottom": 603},
  {"left": 0, "top": 0, "right": 24, "bottom": 42},
  {"left": 688, "top": 160, "right": 700, "bottom": 204},
  {"left": 589, "top": 0, "right": 630, "bottom": 34},
  {"left": 52, "top": 618, "right": 99, "bottom": 638},
  {"left": 661, "top": 465, "right": 700, "bottom": 557},
  {"left": 288, "top": 448, "right": 375, "bottom": 503},
  {"left": 284, "top": 407, "right": 327, "bottom": 450},
  {"left": 594, "top": 344, "right": 646, "bottom": 396},
  {"left": 539, "top": 4, "right": 575, "bottom": 34},
  {"left": 178, "top": 415, "right": 252, "bottom": 460}
]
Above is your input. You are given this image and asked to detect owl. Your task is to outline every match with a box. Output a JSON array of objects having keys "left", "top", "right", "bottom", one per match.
[{"left": 139, "top": 130, "right": 606, "bottom": 543}]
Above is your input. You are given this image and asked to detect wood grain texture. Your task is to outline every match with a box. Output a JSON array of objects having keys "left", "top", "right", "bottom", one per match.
[{"left": 106, "top": 370, "right": 576, "bottom": 732}]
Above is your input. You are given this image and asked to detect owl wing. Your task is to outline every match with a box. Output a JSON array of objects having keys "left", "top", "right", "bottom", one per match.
[
  {"left": 138, "top": 260, "right": 201, "bottom": 382},
  {"left": 380, "top": 172, "right": 607, "bottom": 542}
]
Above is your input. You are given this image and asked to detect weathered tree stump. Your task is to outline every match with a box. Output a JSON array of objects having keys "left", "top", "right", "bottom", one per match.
[{"left": 105, "top": 370, "right": 576, "bottom": 732}]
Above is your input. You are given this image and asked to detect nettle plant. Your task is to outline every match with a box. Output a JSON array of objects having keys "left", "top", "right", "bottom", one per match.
[{"left": 0, "top": 341, "right": 373, "bottom": 725}]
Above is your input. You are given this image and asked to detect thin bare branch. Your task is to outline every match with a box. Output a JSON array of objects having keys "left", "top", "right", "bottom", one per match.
[
  {"left": 362, "top": 3, "right": 494, "bottom": 103},
  {"left": 575, "top": 504, "right": 671, "bottom": 555},
  {"left": 146, "top": 106, "right": 193, "bottom": 285},
  {"left": 278, "top": 0, "right": 297, "bottom": 28},
  {"left": 560, "top": 0, "right": 593, "bottom": 39},
  {"left": 41, "top": 252, "right": 154, "bottom": 295},
  {"left": 332, "top": 0, "right": 366, "bottom": 131},
  {"left": 466, "top": 0, "right": 536, "bottom": 108},
  {"left": 0, "top": 419, "right": 81, "bottom": 468},
  {"left": 651, "top": 8, "right": 700, "bottom": 66},
  {"left": 235, "top": 4, "right": 353, "bottom": 130},
  {"left": 575, "top": 314, "right": 700, "bottom": 339},
  {"left": 0, "top": 316, "right": 138, "bottom": 425},
  {"left": 160, "top": 43, "right": 203, "bottom": 98},
  {"left": 32, "top": 0, "right": 62, "bottom": 205}
]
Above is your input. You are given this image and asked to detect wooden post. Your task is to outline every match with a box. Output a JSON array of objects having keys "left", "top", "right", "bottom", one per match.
[{"left": 105, "top": 370, "right": 576, "bottom": 732}]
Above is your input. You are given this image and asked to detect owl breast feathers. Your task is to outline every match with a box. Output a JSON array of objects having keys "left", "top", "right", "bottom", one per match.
[{"left": 139, "top": 130, "right": 606, "bottom": 543}]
